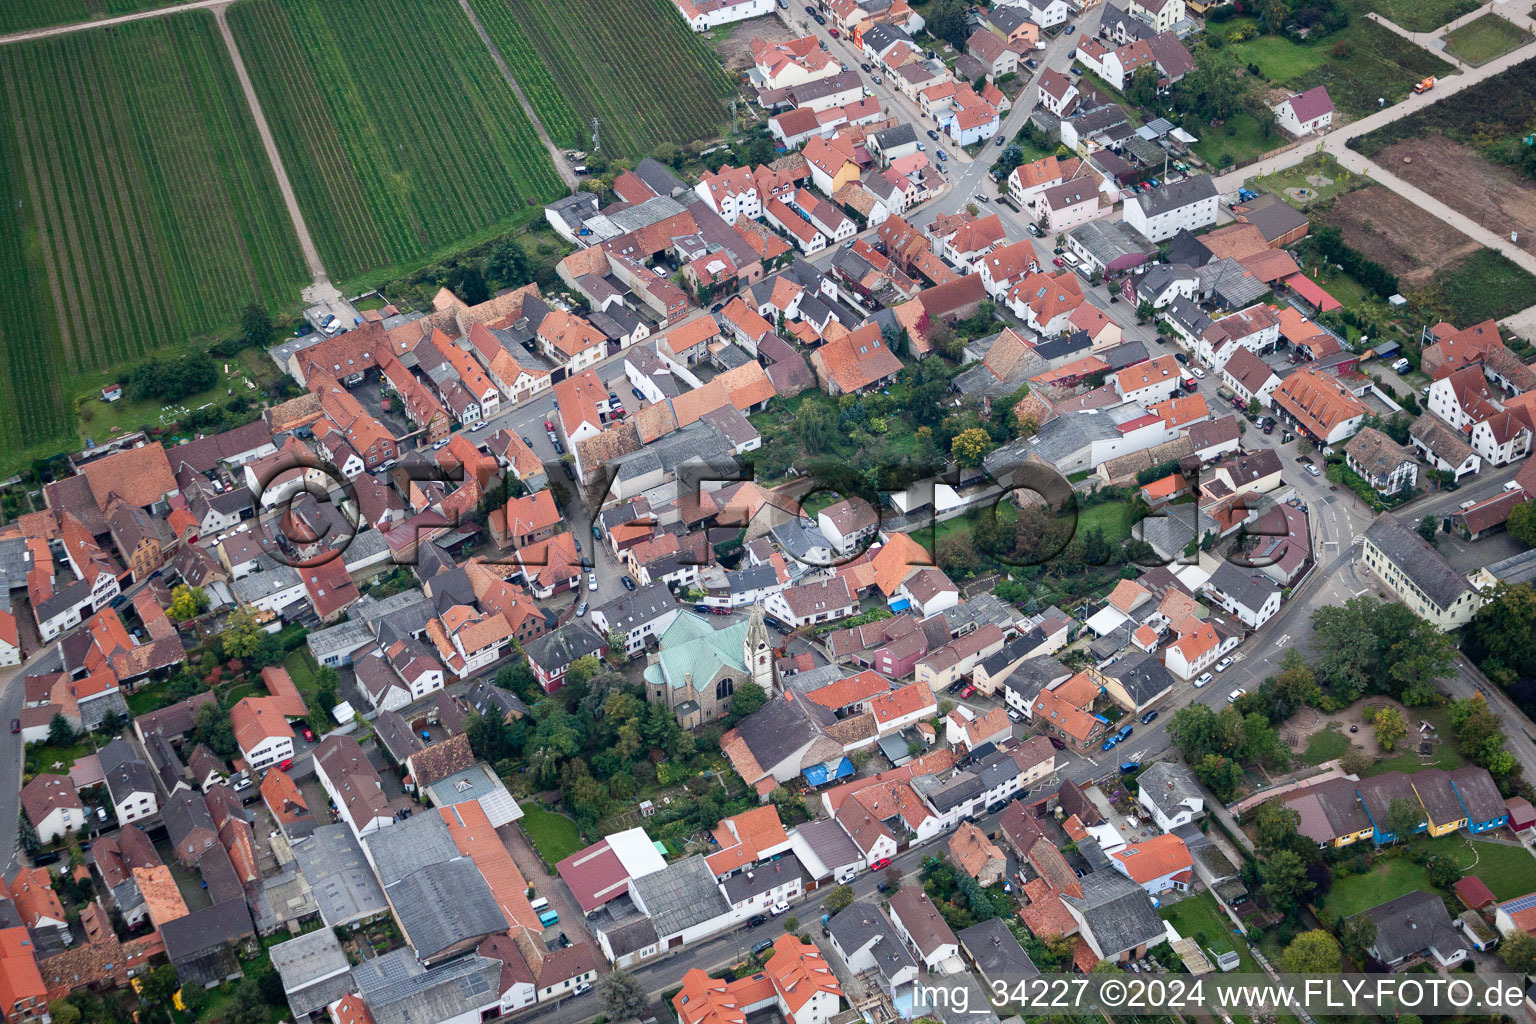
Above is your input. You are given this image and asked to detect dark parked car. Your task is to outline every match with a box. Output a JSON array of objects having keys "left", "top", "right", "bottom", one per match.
[
  {"left": 521, "top": 436, "right": 534, "bottom": 447},
  {"left": 995, "top": 136, "right": 1005, "bottom": 146},
  {"left": 621, "top": 575, "right": 637, "bottom": 591},
  {"left": 1048, "top": 735, "right": 1066, "bottom": 750},
  {"left": 747, "top": 914, "right": 768, "bottom": 929},
  {"left": 1140, "top": 710, "right": 1158, "bottom": 725},
  {"left": 1174, "top": 352, "right": 1189, "bottom": 365},
  {"left": 562, "top": 463, "right": 576, "bottom": 480},
  {"left": 926, "top": 129, "right": 939, "bottom": 140},
  {"left": 876, "top": 881, "right": 893, "bottom": 893},
  {"left": 752, "top": 939, "right": 774, "bottom": 955}
]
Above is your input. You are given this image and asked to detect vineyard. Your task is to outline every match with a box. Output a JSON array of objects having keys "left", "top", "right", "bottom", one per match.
[
  {"left": 0, "top": 0, "right": 187, "bottom": 35},
  {"left": 468, "top": 0, "right": 736, "bottom": 159},
  {"left": 228, "top": 0, "right": 565, "bottom": 285},
  {"left": 0, "top": 13, "right": 307, "bottom": 459}
]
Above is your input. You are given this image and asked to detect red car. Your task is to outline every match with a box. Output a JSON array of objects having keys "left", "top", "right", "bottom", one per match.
[
  {"left": 544, "top": 419, "right": 554, "bottom": 432},
  {"left": 9, "top": 719, "right": 18, "bottom": 734},
  {"left": 278, "top": 758, "right": 294, "bottom": 771},
  {"left": 830, "top": 27, "right": 840, "bottom": 36},
  {"left": 302, "top": 726, "right": 316, "bottom": 742},
  {"left": 1052, "top": 256, "right": 1065, "bottom": 267},
  {"left": 871, "top": 857, "right": 892, "bottom": 871},
  {"left": 959, "top": 685, "right": 977, "bottom": 698}
]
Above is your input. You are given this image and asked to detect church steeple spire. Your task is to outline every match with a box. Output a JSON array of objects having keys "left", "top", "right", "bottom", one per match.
[{"left": 745, "top": 603, "right": 772, "bottom": 691}]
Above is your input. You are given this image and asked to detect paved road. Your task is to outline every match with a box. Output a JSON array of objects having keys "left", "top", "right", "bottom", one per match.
[{"left": 0, "top": 664, "right": 23, "bottom": 876}]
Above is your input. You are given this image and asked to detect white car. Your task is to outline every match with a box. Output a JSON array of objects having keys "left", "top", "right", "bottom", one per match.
[
  {"left": 769, "top": 900, "right": 790, "bottom": 915},
  {"left": 587, "top": 573, "right": 598, "bottom": 592},
  {"left": 1228, "top": 688, "right": 1247, "bottom": 703},
  {"left": 1194, "top": 673, "right": 1212, "bottom": 688},
  {"left": 1215, "top": 656, "right": 1234, "bottom": 673},
  {"left": 1459, "top": 499, "right": 1478, "bottom": 510},
  {"left": 573, "top": 981, "right": 592, "bottom": 996},
  {"left": 1190, "top": 365, "right": 1206, "bottom": 379}
]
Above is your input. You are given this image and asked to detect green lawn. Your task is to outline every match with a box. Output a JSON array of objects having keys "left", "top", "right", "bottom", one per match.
[
  {"left": 1285, "top": 19, "right": 1456, "bottom": 116},
  {"left": 1436, "top": 249, "right": 1536, "bottom": 325},
  {"left": 1322, "top": 857, "right": 1432, "bottom": 921},
  {"left": 24, "top": 738, "right": 95, "bottom": 777},
  {"left": 1303, "top": 727, "right": 1351, "bottom": 765},
  {"left": 1411, "top": 836, "right": 1536, "bottom": 900},
  {"left": 1341, "top": 0, "right": 1481, "bottom": 32},
  {"left": 125, "top": 680, "right": 178, "bottom": 718},
  {"left": 521, "top": 805, "right": 584, "bottom": 865},
  {"left": 1191, "top": 112, "right": 1279, "bottom": 170},
  {"left": 283, "top": 648, "right": 323, "bottom": 704},
  {"left": 1077, "top": 499, "right": 1134, "bottom": 545},
  {"left": 1160, "top": 892, "right": 1258, "bottom": 973},
  {"left": 1363, "top": 706, "right": 1465, "bottom": 776},
  {"left": 1443, "top": 14, "right": 1534, "bottom": 65},
  {"left": 1228, "top": 31, "right": 1330, "bottom": 82},
  {"left": 1252, "top": 153, "right": 1368, "bottom": 208}
]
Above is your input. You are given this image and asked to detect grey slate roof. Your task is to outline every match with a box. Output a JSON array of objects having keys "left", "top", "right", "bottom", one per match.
[
  {"left": 1133, "top": 174, "right": 1216, "bottom": 218},
  {"left": 99, "top": 737, "right": 157, "bottom": 808},
  {"left": 601, "top": 913, "right": 660, "bottom": 957},
  {"left": 1136, "top": 762, "right": 1201, "bottom": 819},
  {"left": 1206, "top": 561, "right": 1281, "bottom": 615},
  {"left": 384, "top": 858, "right": 508, "bottom": 961},
  {"left": 270, "top": 928, "right": 353, "bottom": 1019},
  {"left": 828, "top": 901, "right": 919, "bottom": 980},
  {"left": 290, "top": 824, "right": 390, "bottom": 928},
  {"left": 1063, "top": 870, "right": 1165, "bottom": 957},
  {"left": 630, "top": 856, "right": 732, "bottom": 938},
  {"left": 1351, "top": 890, "right": 1467, "bottom": 965},
  {"left": 1103, "top": 650, "right": 1173, "bottom": 706},
  {"left": 733, "top": 695, "right": 834, "bottom": 773},
  {"left": 524, "top": 621, "right": 607, "bottom": 672},
  {"left": 1364, "top": 515, "right": 1475, "bottom": 612},
  {"left": 959, "top": 917, "right": 1039, "bottom": 981},
  {"left": 720, "top": 854, "right": 805, "bottom": 904},
  {"left": 595, "top": 581, "right": 677, "bottom": 633},
  {"left": 352, "top": 948, "right": 501, "bottom": 1024}
]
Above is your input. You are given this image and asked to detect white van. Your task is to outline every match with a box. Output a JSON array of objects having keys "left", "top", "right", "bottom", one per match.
[
  {"left": 1059, "top": 252, "right": 1080, "bottom": 270},
  {"left": 529, "top": 897, "right": 550, "bottom": 913}
]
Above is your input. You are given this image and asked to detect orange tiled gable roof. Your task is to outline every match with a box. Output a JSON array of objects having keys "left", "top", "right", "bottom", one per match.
[
  {"left": 949, "top": 820, "right": 1004, "bottom": 879},
  {"left": 713, "top": 361, "right": 777, "bottom": 411},
  {"left": 1114, "top": 353, "right": 1181, "bottom": 395},
  {"left": 78, "top": 444, "right": 177, "bottom": 511},
  {"left": 658, "top": 316, "right": 722, "bottom": 358},
  {"left": 870, "top": 681, "right": 936, "bottom": 727},
  {"left": 538, "top": 310, "right": 605, "bottom": 357},
  {"left": 813, "top": 321, "right": 904, "bottom": 394},
  {"left": 503, "top": 490, "right": 560, "bottom": 540},
  {"left": 870, "top": 532, "right": 933, "bottom": 596},
  {"left": 1272, "top": 366, "right": 1366, "bottom": 438},
  {"left": 1111, "top": 832, "right": 1192, "bottom": 884}
]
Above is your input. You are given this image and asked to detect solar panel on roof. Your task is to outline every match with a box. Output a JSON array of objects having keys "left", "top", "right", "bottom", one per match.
[{"left": 1502, "top": 892, "right": 1536, "bottom": 914}]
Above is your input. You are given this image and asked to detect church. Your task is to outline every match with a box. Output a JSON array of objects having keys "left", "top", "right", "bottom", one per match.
[{"left": 643, "top": 605, "right": 772, "bottom": 729}]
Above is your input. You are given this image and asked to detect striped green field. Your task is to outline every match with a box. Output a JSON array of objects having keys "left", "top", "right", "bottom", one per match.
[
  {"left": 0, "top": 13, "right": 307, "bottom": 460},
  {"left": 468, "top": 0, "right": 737, "bottom": 159},
  {"left": 228, "top": 0, "right": 565, "bottom": 286},
  {"left": 0, "top": 0, "right": 190, "bottom": 36}
]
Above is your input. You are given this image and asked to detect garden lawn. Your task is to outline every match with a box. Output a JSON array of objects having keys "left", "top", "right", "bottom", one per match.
[
  {"left": 1077, "top": 500, "right": 1133, "bottom": 546},
  {"left": 1159, "top": 892, "right": 1258, "bottom": 973},
  {"left": 229, "top": 0, "right": 563, "bottom": 287},
  {"left": 1228, "top": 31, "right": 1330, "bottom": 82},
  {"left": 283, "top": 648, "right": 324, "bottom": 704},
  {"left": 1436, "top": 249, "right": 1536, "bottom": 324},
  {"left": 467, "top": 0, "right": 735, "bottom": 160},
  {"left": 522, "top": 805, "right": 584, "bottom": 865},
  {"left": 1322, "top": 857, "right": 1431, "bottom": 921},
  {"left": 1363, "top": 706, "right": 1465, "bottom": 776},
  {"left": 1253, "top": 154, "right": 1368, "bottom": 208},
  {"left": 1285, "top": 20, "right": 1456, "bottom": 116},
  {"left": 1443, "top": 14, "right": 1534, "bottom": 66},
  {"left": 1303, "top": 726, "right": 1351, "bottom": 765},
  {"left": 0, "top": 13, "right": 307, "bottom": 468},
  {"left": 1191, "top": 112, "right": 1277, "bottom": 170},
  {"left": 1340, "top": 0, "right": 1481, "bottom": 33},
  {"left": 1411, "top": 836, "right": 1536, "bottom": 900}
]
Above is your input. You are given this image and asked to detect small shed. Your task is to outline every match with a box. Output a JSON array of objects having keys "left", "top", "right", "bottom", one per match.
[
  {"left": 1508, "top": 796, "right": 1536, "bottom": 833},
  {"left": 1455, "top": 876, "right": 1497, "bottom": 912}
]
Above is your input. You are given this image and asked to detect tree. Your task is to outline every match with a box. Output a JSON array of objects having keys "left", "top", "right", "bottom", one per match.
[
  {"left": 796, "top": 402, "right": 837, "bottom": 451},
  {"left": 927, "top": 0, "right": 970, "bottom": 49},
  {"left": 1466, "top": 582, "right": 1536, "bottom": 683},
  {"left": 220, "top": 609, "right": 264, "bottom": 659},
  {"left": 1382, "top": 796, "right": 1423, "bottom": 843},
  {"left": 951, "top": 427, "right": 992, "bottom": 469},
  {"left": 241, "top": 303, "right": 272, "bottom": 345},
  {"left": 597, "top": 969, "right": 649, "bottom": 1019},
  {"left": 1281, "top": 930, "right": 1342, "bottom": 974},
  {"left": 1509, "top": 501, "right": 1536, "bottom": 548},
  {"left": 1091, "top": 959, "right": 1121, "bottom": 975},
  {"left": 1337, "top": 913, "right": 1377, "bottom": 967},
  {"left": 1249, "top": 799, "right": 1303, "bottom": 855},
  {"left": 1340, "top": 747, "right": 1373, "bottom": 776},
  {"left": 444, "top": 264, "right": 489, "bottom": 306},
  {"left": 47, "top": 713, "right": 75, "bottom": 748},
  {"left": 825, "top": 885, "right": 855, "bottom": 913},
  {"left": 1136, "top": 300, "right": 1156, "bottom": 324},
  {"left": 168, "top": 584, "right": 208, "bottom": 621},
  {"left": 1194, "top": 753, "right": 1242, "bottom": 801},
  {"left": 193, "top": 700, "right": 238, "bottom": 757},
  {"left": 884, "top": 866, "right": 903, "bottom": 891},
  {"left": 484, "top": 240, "right": 534, "bottom": 288},
  {"left": 48, "top": 1003, "right": 80, "bottom": 1024},
  {"left": 1502, "top": 929, "right": 1536, "bottom": 975},
  {"left": 1126, "top": 64, "right": 1160, "bottom": 108},
  {"left": 1417, "top": 515, "right": 1438, "bottom": 545},
  {"left": 1372, "top": 706, "right": 1406, "bottom": 752},
  {"left": 783, "top": 915, "right": 800, "bottom": 933},
  {"left": 730, "top": 681, "right": 769, "bottom": 720},
  {"left": 1273, "top": 649, "right": 1320, "bottom": 709},
  {"left": 1261, "top": 849, "right": 1312, "bottom": 909}
]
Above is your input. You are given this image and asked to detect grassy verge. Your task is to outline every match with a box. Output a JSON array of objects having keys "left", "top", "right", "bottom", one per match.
[
  {"left": 521, "top": 804, "right": 584, "bottom": 865},
  {"left": 1443, "top": 14, "right": 1533, "bottom": 66}
]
